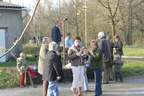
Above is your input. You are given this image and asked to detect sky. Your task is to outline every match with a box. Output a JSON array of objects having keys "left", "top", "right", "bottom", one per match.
[
  {"left": 4, "top": 0, "right": 35, "bottom": 7},
  {"left": 3, "top": 0, "right": 59, "bottom": 14},
  {"left": 3, "top": 0, "right": 65, "bottom": 9}
]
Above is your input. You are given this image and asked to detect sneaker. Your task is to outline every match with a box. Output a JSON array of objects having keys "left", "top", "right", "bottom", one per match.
[
  {"left": 85, "top": 90, "right": 92, "bottom": 92},
  {"left": 70, "top": 87, "right": 73, "bottom": 91}
]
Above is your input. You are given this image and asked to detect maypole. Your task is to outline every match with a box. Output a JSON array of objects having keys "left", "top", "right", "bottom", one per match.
[
  {"left": 0, "top": 0, "right": 42, "bottom": 58},
  {"left": 62, "top": 18, "right": 67, "bottom": 65}
]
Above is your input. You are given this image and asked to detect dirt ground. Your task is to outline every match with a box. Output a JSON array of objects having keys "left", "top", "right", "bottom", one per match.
[{"left": 0, "top": 76, "right": 144, "bottom": 96}]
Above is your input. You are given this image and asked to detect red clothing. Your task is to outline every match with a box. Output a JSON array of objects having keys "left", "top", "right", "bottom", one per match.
[{"left": 20, "top": 67, "right": 36, "bottom": 86}]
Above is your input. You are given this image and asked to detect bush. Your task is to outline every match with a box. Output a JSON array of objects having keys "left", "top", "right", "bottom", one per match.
[{"left": 23, "top": 45, "right": 40, "bottom": 56}]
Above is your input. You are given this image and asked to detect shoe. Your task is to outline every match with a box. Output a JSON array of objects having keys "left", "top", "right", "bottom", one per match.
[
  {"left": 102, "top": 82, "right": 109, "bottom": 84},
  {"left": 94, "top": 95, "right": 101, "bottom": 96},
  {"left": 70, "top": 87, "right": 73, "bottom": 91},
  {"left": 109, "top": 79, "right": 114, "bottom": 81},
  {"left": 78, "top": 93, "right": 83, "bottom": 96},
  {"left": 32, "top": 76, "right": 37, "bottom": 78},
  {"left": 85, "top": 89, "right": 92, "bottom": 92},
  {"left": 32, "top": 84, "right": 37, "bottom": 88},
  {"left": 20, "top": 85, "right": 24, "bottom": 88}
]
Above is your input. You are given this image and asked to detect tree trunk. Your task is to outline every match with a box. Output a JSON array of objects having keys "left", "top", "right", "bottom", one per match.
[
  {"left": 111, "top": 17, "right": 116, "bottom": 37},
  {"left": 141, "top": 30, "right": 144, "bottom": 44},
  {"left": 76, "top": 15, "right": 79, "bottom": 36},
  {"left": 128, "top": 0, "right": 133, "bottom": 45}
]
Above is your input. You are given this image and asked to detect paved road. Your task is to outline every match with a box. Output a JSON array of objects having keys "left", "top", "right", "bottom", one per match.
[
  {"left": 0, "top": 76, "right": 144, "bottom": 96},
  {"left": 123, "top": 56, "right": 144, "bottom": 61}
]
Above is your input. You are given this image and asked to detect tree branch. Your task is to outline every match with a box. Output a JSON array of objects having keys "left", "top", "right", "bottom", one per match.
[
  {"left": 113, "top": 0, "right": 120, "bottom": 17},
  {"left": 98, "top": 0, "right": 109, "bottom": 9}
]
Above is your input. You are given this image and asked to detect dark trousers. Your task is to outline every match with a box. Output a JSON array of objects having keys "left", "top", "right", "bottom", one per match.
[
  {"left": 109, "top": 64, "right": 114, "bottom": 80},
  {"left": 94, "top": 68, "right": 102, "bottom": 96},
  {"left": 102, "top": 62, "right": 111, "bottom": 83},
  {"left": 115, "top": 72, "right": 123, "bottom": 82},
  {"left": 43, "top": 80, "right": 49, "bottom": 96}
]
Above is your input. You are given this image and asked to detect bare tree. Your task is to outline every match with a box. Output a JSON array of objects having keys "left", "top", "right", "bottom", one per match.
[{"left": 98, "top": 0, "right": 120, "bottom": 37}]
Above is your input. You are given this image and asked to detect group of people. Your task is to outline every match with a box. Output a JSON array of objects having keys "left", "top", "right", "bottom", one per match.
[{"left": 16, "top": 20, "right": 124, "bottom": 96}]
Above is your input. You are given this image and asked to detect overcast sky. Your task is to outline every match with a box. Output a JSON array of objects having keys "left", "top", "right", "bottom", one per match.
[
  {"left": 4, "top": 0, "right": 41, "bottom": 8},
  {"left": 3, "top": 0, "right": 60, "bottom": 14}
]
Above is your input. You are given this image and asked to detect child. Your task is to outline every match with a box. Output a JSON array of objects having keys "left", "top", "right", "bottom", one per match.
[
  {"left": 113, "top": 54, "right": 124, "bottom": 82},
  {"left": 82, "top": 47, "right": 91, "bottom": 92},
  {"left": 17, "top": 52, "right": 37, "bottom": 87}
]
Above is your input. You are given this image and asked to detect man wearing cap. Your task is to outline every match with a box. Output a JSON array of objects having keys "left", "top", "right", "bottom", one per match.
[{"left": 98, "top": 32, "right": 111, "bottom": 84}]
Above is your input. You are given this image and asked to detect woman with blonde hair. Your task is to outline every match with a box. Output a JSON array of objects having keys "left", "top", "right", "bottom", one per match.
[{"left": 17, "top": 52, "right": 37, "bottom": 87}]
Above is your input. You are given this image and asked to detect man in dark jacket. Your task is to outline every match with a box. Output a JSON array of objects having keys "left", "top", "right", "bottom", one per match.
[
  {"left": 43, "top": 42, "right": 62, "bottom": 96},
  {"left": 51, "top": 21, "right": 62, "bottom": 52},
  {"left": 98, "top": 32, "right": 111, "bottom": 84}
]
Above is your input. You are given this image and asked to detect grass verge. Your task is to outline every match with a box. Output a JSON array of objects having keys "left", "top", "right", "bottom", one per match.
[
  {"left": 123, "top": 60, "right": 144, "bottom": 77},
  {"left": 123, "top": 46, "right": 144, "bottom": 57}
]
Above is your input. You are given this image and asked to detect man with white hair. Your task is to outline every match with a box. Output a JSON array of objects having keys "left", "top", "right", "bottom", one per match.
[
  {"left": 43, "top": 41, "right": 62, "bottom": 96},
  {"left": 38, "top": 37, "right": 51, "bottom": 96},
  {"left": 98, "top": 32, "right": 111, "bottom": 84}
]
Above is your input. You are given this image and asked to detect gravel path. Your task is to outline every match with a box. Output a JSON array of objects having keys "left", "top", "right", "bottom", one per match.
[{"left": 0, "top": 76, "right": 144, "bottom": 96}]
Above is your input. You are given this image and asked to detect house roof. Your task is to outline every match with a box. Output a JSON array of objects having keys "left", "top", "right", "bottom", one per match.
[{"left": 0, "top": 1, "right": 25, "bottom": 8}]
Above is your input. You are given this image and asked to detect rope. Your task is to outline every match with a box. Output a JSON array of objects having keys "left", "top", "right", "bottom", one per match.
[
  {"left": 10, "top": 52, "right": 17, "bottom": 60},
  {"left": 0, "top": 0, "right": 41, "bottom": 58}
]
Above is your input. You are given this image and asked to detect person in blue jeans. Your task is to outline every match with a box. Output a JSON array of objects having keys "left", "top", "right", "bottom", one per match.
[
  {"left": 88, "top": 40, "right": 103, "bottom": 96},
  {"left": 82, "top": 47, "right": 92, "bottom": 92},
  {"left": 42, "top": 42, "right": 62, "bottom": 96},
  {"left": 48, "top": 81, "right": 59, "bottom": 96}
]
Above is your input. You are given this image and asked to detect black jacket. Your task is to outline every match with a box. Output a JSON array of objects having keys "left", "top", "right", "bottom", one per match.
[
  {"left": 51, "top": 26, "right": 61, "bottom": 43},
  {"left": 114, "top": 40, "right": 123, "bottom": 55},
  {"left": 42, "top": 51, "right": 62, "bottom": 81},
  {"left": 98, "top": 37, "right": 111, "bottom": 62}
]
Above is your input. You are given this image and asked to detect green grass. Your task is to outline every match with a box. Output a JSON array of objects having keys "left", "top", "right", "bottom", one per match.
[
  {"left": 0, "top": 69, "right": 19, "bottom": 89},
  {"left": 0, "top": 54, "right": 37, "bottom": 68},
  {"left": 123, "top": 46, "right": 144, "bottom": 57},
  {"left": 123, "top": 60, "right": 144, "bottom": 77},
  {"left": 0, "top": 54, "right": 37, "bottom": 89}
]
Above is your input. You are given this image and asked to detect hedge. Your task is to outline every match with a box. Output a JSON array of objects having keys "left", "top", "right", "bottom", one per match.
[{"left": 23, "top": 46, "right": 40, "bottom": 56}]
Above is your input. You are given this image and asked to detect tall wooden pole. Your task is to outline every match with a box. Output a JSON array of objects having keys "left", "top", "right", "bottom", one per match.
[{"left": 62, "top": 18, "right": 67, "bottom": 65}]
